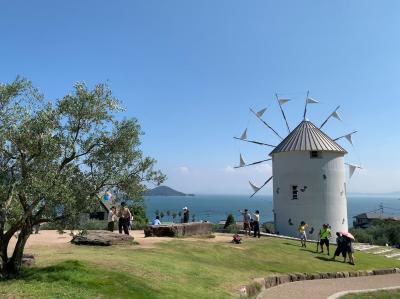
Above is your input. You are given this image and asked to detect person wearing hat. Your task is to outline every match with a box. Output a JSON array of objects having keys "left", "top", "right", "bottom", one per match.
[
  {"left": 319, "top": 224, "right": 332, "bottom": 255},
  {"left": 182, "top": 207, "right": 190, "bottom": 223}
]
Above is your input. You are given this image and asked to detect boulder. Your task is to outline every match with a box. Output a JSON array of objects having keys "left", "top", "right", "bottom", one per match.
[
  {"left": 22, "top": 253, "right": 35, "bottom": 267},
  {"left": 71, "top": 230, "right": 134, "bottom": 246},
  {"left": 373, "top": 268, "right": 395, "bottom": 275},
  {"left": 144, "top": 222, "right": 212, "bottom": 237},
  {"left": 277, "top": 274, "right": 291, "bottom": 284},
  {"left": 265, "top": 276, "right": 278, "bottom": 288}
]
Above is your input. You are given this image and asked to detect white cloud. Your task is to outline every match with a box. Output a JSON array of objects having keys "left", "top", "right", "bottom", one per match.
[
  {"left": 178, "top": 166, "right": 190, "bottom": 175},
  {"left": 254, "top": 163, "right": 272, "bottom": 174},
  {"left": 224, "top": 165, "right": 235, "bottom": 173}
]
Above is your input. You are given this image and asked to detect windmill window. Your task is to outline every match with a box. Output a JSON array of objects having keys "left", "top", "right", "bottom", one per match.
[
  {"left": 310, "top": 151, "right": 321, "bottom": 159},
  {"left": 292, "top": 185, "right": 298, "bottom": 200}
]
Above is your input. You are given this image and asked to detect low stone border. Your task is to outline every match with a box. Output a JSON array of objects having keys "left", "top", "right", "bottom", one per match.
[{"left": 238, "top": 268, "right": 400, "bottom": 298}]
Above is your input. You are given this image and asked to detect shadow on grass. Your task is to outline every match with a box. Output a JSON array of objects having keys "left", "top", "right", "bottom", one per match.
[
  {"left": 314, "top": 256, "right": 335, "bottom": 262},
  {"left": 17, "top": 260, "right": 161, "bottom": 299}
]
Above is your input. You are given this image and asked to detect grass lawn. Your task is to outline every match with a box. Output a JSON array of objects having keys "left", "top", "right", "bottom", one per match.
[
  {"left": 1, "top": 234, "right": 400, "bottom": 299},
  {"left": 341, "top": 288, "right": 400, "bottom": 299}
]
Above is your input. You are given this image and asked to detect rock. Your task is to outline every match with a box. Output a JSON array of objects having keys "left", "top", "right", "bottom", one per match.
[
  {"left": 319, "top": 272, "right": 328, "bottom": 279},
  {"left": 289, "top": 273, "right": 298, "bottom": 282},
  {"left": 306, "top": 273, "right": 320, "bottom": 280},
  {"left": 144, "top": 222, "right": 213, "bottom": 237},
  {"left": 296, "top": 273, "right": 307, "bottom": 281},
  {"left": 253, "top": 277, "right": 266, "bottom": 292},
  {"left": 336, "top": 272, "right": 345, "bottom": 278},
  {"left": 71, "top": 230, "right": 134, "bottom": 246},
  {"left": 277, "top": 274, "right": 291, "bottom": 284},
  {"left": 327, "top": 272, "right": 337, "bottom": 279},
  {"left": 238, "top": 286, "right": 247, "bottom": 298},
  {"left": 366, "top": 270, "right": 374, "bottom": 276},
  {"left": 395, "top": 268, "right": 400, "bottom": 273},
  {"left": 342, "top": 271, "right": 350, "bottom": 278},
  {"left": 357, "top": 270, "right": 368, "bottom": 277},
  {"left": 349, "top": 271, "right": 359, "bottom": 277},
  {"left": 265, "top": 276, "right": 278, "bottom": 288},
  {"left": 373, "top": 269, "right": 395, "bottom": 275},
  {"left": 22, "top": 253, "right": 35, "bottom": 267}
]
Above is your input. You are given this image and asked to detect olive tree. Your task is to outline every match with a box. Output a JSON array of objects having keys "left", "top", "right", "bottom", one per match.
[{"left": 0, "top": 78, "right": 165, "bottom": 278}]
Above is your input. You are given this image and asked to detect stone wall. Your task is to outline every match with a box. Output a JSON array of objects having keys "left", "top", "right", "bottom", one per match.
[
  {"left": 238, "top": 268, "right": 400, "bottom": 298},
  {"left": 144, "top": 222, "right": 212, "bottom": 237}
]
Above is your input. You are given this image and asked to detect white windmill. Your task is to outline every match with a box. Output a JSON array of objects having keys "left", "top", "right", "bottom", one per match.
[{"left": 234, "top": 93, "right": 361, "bottom": 238}]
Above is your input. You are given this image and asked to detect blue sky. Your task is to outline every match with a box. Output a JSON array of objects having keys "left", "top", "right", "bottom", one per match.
[{"left": 1, "top": 1, "right": 400, "bottom": 194}]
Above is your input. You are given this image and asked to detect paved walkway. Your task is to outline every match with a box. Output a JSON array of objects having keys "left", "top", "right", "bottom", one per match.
[{"left": 257, "top": 273, "right": 400, "bottom": 299}]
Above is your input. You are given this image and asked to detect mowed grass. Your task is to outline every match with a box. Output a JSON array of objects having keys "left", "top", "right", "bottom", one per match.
[
  {"left": 1, "top": 236, "right": 400, "bottom": 298},
  {"left": 341, "top": 288, "right": 400, "bottom": 299}
]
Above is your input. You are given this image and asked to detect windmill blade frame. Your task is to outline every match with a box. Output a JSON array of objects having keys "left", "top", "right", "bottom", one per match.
[
  {"left": 234, "top": 158, "right": 271, "bottom": 169},
  {"left": 250, "top": 176, "right": 273, "bottom": 198},
  {"left": 249, "top": 108, "right": 283, "bottom": 140},
  {"left": 233, "top": 137, "right": 276, "bottom": 147}
]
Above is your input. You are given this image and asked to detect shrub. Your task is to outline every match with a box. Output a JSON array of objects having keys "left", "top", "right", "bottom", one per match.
[{"left": 224, "top": 214, "right": 235, "bottom": 229}]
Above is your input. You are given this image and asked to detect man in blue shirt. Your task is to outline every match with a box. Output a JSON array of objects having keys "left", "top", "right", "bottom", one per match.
[{"left": 152, "top": 216, "right": 161, "bottom": 225}]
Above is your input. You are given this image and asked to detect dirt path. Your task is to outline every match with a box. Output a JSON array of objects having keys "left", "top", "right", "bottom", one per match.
[
  {"left": 257, "top": 274, "right": 400, "bottom": 299},
  {"left": 8, "top": 230, "right": 232, "bottom": 252}
]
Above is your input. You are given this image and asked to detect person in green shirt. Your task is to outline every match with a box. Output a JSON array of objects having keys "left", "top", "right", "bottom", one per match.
[{"left": 319, "top": 224, "right": 332, "bottom": 255}]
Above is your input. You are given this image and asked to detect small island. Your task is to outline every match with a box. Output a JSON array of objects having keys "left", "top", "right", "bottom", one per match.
[{"left": 145, "top": 186, "right": 195, "bottom": 196}]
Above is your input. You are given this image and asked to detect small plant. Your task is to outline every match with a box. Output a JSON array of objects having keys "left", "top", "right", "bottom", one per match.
[{"left": 224, "top": 214, "right": 235, "bottom": 229}]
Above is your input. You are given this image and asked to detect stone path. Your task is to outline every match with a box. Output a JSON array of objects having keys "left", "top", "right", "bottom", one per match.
[
  {"left": 353, "top": 243, "right": 400, "bottom": 260},
  {"left": 257, "top": 273, "right": 400, "bottom": 299}
]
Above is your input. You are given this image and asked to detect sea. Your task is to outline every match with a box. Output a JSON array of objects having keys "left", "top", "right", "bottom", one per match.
[{"left": 144, "top": 194, "right": 400, "bottom": 228}]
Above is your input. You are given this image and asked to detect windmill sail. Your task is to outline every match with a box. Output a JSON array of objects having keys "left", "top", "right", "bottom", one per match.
[
  {"left": 320, "top": 106, "right": 341, "bottom": 129},
  {"left": 278, "top": 99, "right": 290, "bottom": 105},
  {"left": 240, "top": 128, "right": 247, "bottom": 140},
  {"left": 306, "top": 97, "right": 319, "bottom": 104},
  {"left": 331, "top": 111, "right": 342, "bottom": 121},
  {"left": 345, "top": 133, "right": 353, "bottom": 145},
  {"left": 346, "top": 163, "right": 362, "bottom": 178},
  {"left": 334, "top": 131, "right": 357, "bottom": 145},
  {"left": 276, "top": 94, "right": 290, "bottom": 133},
  {"left": 249, "top": 181, "right": 260, "bottom": 193},
  {"left": 256, "top": 107, "right": 267, "bottom": 118},
  {"left": 250, "top": 176, "right": 273, "bottom": 198},
  {"left": 239, "top": 154, "right": 246, "bottom": 167}
]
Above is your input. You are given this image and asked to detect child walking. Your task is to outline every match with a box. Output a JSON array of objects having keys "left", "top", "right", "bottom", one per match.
[{"left": 298, "top": 221, "right": 308, "bottom": 247}]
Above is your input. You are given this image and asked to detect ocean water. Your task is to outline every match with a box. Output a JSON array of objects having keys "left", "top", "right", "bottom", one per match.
[{"left": 144, "top": 194, "right": 400, "bottom": 228}]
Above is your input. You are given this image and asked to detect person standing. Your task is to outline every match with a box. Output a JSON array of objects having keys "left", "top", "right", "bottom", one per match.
[
  {"left": 252, "top": 210, "right": 261, "bottom": 238},
  {"left": 298, "top": 221, "right": 308, "bottom": 247},
  {"left": 107, "top": 206, "right": 117, "bottom": 232},
  {"left": 344, "top": 235, "right": 355, "bottom": 265},
  {"left": 182, "top": 207, "right": 190, "bottom": 223},
  {"left": 118, "top": 202, "right": 132, "bottom": 235},
  {"left": 238, "top": 209, "right": 252, "bottom": 236},
  {"left": 319, "top": 224, "right": 332, "bottom": 255},
  {"left": 332, "top": 232, "right": 347, "bottom": 262}
]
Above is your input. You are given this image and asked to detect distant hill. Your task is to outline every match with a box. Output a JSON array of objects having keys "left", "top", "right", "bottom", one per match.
[{"left": 145, "top": 186, "right": 194, "bottom": 196}]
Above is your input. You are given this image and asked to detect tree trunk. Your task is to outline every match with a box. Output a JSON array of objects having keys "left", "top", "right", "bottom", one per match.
[{"left": 0, "top": 225, "right": 31, "bottom": 279}]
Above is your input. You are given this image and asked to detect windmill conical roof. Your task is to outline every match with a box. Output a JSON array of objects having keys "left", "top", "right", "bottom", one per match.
[{"left": 269, "top": 121, "right": 347, "bottom": 155}]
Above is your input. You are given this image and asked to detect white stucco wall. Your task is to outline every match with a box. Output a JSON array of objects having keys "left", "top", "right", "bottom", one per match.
[{"left": 272, "top": 151, "right": 348, "bottom": 240}]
